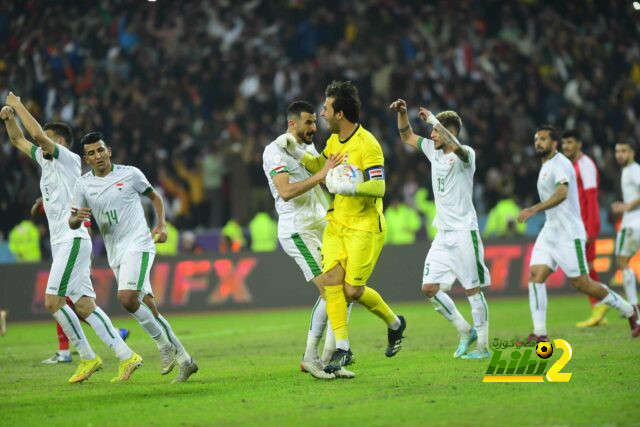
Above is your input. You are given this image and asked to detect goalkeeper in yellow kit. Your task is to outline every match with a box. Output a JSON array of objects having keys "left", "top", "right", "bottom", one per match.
[{"left": 280, "top": 81, "right": 406, "bottom": 374}]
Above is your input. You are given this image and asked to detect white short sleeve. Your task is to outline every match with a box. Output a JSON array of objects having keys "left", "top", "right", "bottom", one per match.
[
  {"left": 418, "top": 137, "right": 435, "bottom": 161},
  {"left": 130, "top": 167, "right": 153, "bottom": 194},
  {"left": 30, "top": 146, "right": 44, "bottom": 167},
  {"left": 264, "top": 147, "right": 289, "bottom": 177},
  {"left": 552, "top": 160, "right": 570, "bottom": 185},
  {"left": 71, "top": 180, "right": 87, "bottom": 211}
]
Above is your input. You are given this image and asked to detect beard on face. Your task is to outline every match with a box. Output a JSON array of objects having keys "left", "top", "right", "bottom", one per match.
[
  {"left": 297, "top": 129, "right": 314, "bottom": 145},
  {"left": 535, "top": 146, "right": 551, "bottom": 158}
]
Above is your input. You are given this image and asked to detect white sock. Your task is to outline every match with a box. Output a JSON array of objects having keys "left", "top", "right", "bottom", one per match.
[
  {"left": 602, "top": 289, "right": 634, "bottom": 317},
  {"left": 528, "top": 282, "right": 547, "bottom": 336},
  {"left": 389, "top": 316, "right": 402, "bottom": 330},
  {"left": 468, "top": 292, "right": 489, "bottom": 350},
  {"left": 304, "top": 297, "right": 327, "bottom": 360},
  {"left": 52, "top": 306, "right": 96, "bottom": 360},
  {"left": 85, "top": 307, "right": 133, "bottom": 361},
  {"left": 622, "top": 268, "right": 638, "bottom": 305},
  {"left": 429, "top": 290, "right": 471, "bottom": 337},
  {"left": 131, "top": 303, "right": 171, "bottom": 349},
  {"left": 59, "top": 349, "right": 71, "bottom": 357},
  {"left": 322, "top": 303, "right": 352, "bottom": 361},
  {"left": 155, "top": 314, "right": 191, "bottom": 365}
]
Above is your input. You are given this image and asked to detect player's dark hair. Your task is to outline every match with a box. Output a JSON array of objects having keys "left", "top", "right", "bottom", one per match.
[
  {"left": 616, "top": 140, "right": 637, "bottom": 152},
  {"left": 325, "top": 80, "right": 360, "bottom": 123},
  {"left": 536, "top": 125, "right": 559, "bottom": 142},
  {"left": 562, "top": 129, "right": 581, "bottom": 141},
  {"left": 80, "top": 131, "right": 104, "bottom": 147},
  {"left": 435, "top": 111, "right": 462, "bottom": 136},
  {"left": 287, "top": 101, "right": 315, "bottom": 119},
  {"left": 43, "top": 122, "right": 73, "bottom": 148}
]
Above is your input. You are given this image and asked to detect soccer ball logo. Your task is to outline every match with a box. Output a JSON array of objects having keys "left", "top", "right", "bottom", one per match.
[
  {"left": 535, "top": 341, "right": 553, "bottom": 359},
  {"left": 332, "top": 164, "right": 364, "bottom": 185}
]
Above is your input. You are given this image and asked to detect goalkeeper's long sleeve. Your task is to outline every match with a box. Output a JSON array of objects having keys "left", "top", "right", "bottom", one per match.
[
  {"left": 300, "top": 153, "right": 326, "bottom": 174},
  {"left": 354, "top": 179, "right": 385, "bottom": 198}
]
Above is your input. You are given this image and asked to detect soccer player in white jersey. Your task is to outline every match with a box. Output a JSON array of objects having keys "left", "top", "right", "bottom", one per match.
[
  {"left": 611, "top": 141, "right": 640, "bottom": 309},
  {"left": 390, "top": 99, "right": 491, "bottom": 359},
  {"left": 264, "top": 101, "right": 353, "bottom": 379},
  {"left": 518, "top": 126, "right": 640, "bottom": 341},
  {"left": 1, "top": 93, "right": 141, "bottom": 383},
  {"left": 69, "top": 132, "right": 198, "bottom": 382}
]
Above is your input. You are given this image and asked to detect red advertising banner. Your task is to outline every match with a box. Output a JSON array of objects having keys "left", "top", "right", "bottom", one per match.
[{"left": 0, "top": 237, "right": 632, "bottom": 321}]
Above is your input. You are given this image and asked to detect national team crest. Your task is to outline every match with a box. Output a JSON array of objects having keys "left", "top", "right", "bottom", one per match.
[{"left": 116, "top": 182, "right": 124, "bottom": 191}]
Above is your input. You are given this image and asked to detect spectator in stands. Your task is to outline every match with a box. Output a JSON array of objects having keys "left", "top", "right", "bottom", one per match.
[
  {"left": 249, "top": 211, "right": 278, "bottom": 252},
  {"left": 385, "top": 198, "right": 422, "bottom": 245},
  {"left": 483, "top": 194, "right": 526, "bottom": 238},
  {"left": 8, "top": 217, "right": 41, "bottom": 262},
  {"left": 415, "top": 188, "right": 437, "bottom": 241}
]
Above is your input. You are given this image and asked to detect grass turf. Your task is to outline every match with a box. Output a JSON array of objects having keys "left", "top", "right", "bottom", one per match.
[{"left": 1, "top": 294, "right": 639, "bottom": 426}]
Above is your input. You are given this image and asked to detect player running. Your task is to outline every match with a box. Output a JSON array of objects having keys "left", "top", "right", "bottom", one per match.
[
  {"left": 561, "top": 130, "right": 608, "bottom": 327},
  {"left": 611, "top": 141, "right": 640, "bottom": 310},
  {"left": 518, "top": 126, "right": 640, "bottom": 341},
  {"left": 68, "top": 132, "right": 198, "bottom": 382},
  {"left": 281, "top": 81, "right": 406, "bottom": 374},
  {"left": 265, "top": 100, "right": 353, "bottom": 379},
  {"left": 390, "top": 99, "right": 491, "bottom": 359},
  {"left": 1, "top": 93, "right": 140, "bottom": 383}
]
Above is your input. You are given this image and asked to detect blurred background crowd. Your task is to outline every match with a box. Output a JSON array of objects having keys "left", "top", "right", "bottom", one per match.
[{"left": 1, "top": 0, "right": 639, "bottom": 261}]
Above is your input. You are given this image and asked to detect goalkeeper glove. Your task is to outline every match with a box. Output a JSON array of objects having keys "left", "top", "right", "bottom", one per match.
[
  {"left": 325, "top": 168, "right": 356, "bottom": 195},
  {"left": 275, "top": 132, "right": 306, "bottom": 161}
]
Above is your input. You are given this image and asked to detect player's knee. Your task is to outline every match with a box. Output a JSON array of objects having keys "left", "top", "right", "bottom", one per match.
[
  {"left": 344, "top": 284, "right": 364, "bottom": 301},
  {"left": 422, "top": 283, "right": 439, "bottom": 298},
  {"left": 569, "top": 275, "right": 589, "bottom": 291},
  {"left": 44, "top": 295, "right": 65, "bottom": 314},
  {"left": 74, "top": 299, "right": 95, "bottom": 319},
  {"left": 118, "top": 292, "right": 139, "bottom": 312}
]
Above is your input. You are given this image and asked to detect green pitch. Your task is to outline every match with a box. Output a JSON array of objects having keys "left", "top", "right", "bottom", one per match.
[{"left": 1, "top": 295, "right": 638, "bottom": 426}]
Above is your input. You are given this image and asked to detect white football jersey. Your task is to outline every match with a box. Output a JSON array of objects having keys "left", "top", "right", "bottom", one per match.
[
  {"left": 536, "top": 152, "right": 586, "bottom": 240},
  {"left": 32, "top": 144, "right": 89, "bottom": 245},
  {"left": 72, "top": 164, "right": 155, "bottom": 268},
  {"left": 263, "top": 141, "right": 328, "bottom": 237},
  {"left": 418, "top": 137, "right": 479, "bottom": 231},
  {"left": 621, "top": 162, "right": 640, "bottom": 228}
]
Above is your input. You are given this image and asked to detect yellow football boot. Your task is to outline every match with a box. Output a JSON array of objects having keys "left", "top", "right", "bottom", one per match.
[
  {"left": 68, "top": 356, "right": 103, "bottom": 384},
  {"left": 576, "top": 304, "right": 609, "bottom": 328},
  {"left": 110, "top": 352, "right": 143, "bottom": 383}
]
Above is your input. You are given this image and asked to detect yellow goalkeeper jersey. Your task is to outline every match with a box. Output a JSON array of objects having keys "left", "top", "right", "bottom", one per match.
[{"left": 322, "top": 125, "right": 386, "bottom": 233}]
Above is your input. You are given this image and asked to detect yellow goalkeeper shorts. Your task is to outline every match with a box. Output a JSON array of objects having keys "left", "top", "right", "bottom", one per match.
[{"left": 321, "top": 220, "right": 385, "bottom": 285}]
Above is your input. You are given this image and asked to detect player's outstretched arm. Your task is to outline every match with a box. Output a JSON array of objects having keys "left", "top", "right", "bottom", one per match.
[
  {"left": 517, "top": 183, "right": 568, "bottom": 223},
  {"left": 147, "top": 190, "right": 168, "bottom": 243},
  {"left": 1, "top": 106, "right": 34, "bottom": 157},
  {"left": 5, "top": 92, "right": 57, "bottom": 156},
  {"left": 389, "top": 99, "right": 421, "bottom": 148},
  {"left": 418, "top": 107, "right": 469, "bottom": 163},
  {"left": 273, "top": 154, "right": 342, "bottom": 201}
]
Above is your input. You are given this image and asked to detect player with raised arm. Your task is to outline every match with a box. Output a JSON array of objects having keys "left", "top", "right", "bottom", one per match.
[
  {"left": 390, "top": 98, "right": 491, "bottom": 359},
  {"left": 518, "top": 126, "right": 640, "bottom": 341},
  {"left": 68, "top": 132, "right": 198, "bottom": 382},
  {"left": 281, "top": 81, "right": 406, "bottom": 374},
  {"left": 265, "top": 100, "right": 353, "bottom": 379},
  {"left": 1, "top": 93, "right": 140, "bottom": 383},
  {"left": 611, "top": 141, "right": 640, "bottom": 310},
  {"left": 561, "top": 130, "right": 607, "bottom": 328}
]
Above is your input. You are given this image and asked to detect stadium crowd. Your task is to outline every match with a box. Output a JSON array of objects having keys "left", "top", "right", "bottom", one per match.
[{"left": 1, "top": 0, "right": 639, "bottom": 257}]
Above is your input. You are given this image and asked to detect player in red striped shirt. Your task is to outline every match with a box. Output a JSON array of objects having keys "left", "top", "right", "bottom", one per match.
[{"left": 562, "top": 130, "right": 608, "bottom": 327}]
